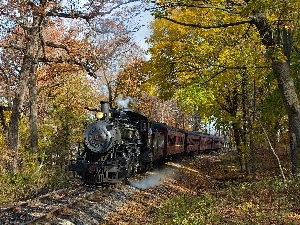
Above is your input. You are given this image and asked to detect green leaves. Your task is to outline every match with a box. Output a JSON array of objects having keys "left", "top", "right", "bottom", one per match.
[{"left": 176, "top": 83, "right": 215, "bottom": 116}]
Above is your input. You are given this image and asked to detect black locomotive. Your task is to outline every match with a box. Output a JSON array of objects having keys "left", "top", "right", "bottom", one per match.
[{"left": 69, "top": 101, "right": 224, "bottom": 184}]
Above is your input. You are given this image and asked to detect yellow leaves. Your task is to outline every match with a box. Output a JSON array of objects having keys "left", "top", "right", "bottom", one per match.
[
  {"left": 267, "top": 0, "right": 299, "bottom": 21},
  {"left": 237, "top": 201, "right": 259, "bottom": 213},
  {"left": 142, "top": 81, "right": 156, "bottom": 96},
  {"left": 146, "top": 0, "right": 298, "bottom": 131},
  {"left": 266, "top": 46, "right": 288, "bottom": 62},
  {"left": 244, "top": 0, "right": 299, "bottom": 26}
]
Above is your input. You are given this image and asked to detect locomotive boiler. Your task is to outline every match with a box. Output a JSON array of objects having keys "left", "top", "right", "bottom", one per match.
[{"left": 69, "top": 101, "right": 153, "bottom": 184}]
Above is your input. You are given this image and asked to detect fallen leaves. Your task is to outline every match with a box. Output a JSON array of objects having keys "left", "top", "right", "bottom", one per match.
[{"left": 100, "top": 152, "right": 300, "bottom": 224}]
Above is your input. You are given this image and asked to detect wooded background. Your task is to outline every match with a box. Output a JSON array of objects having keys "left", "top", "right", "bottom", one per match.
[{"left": 0, "top": 0, "right": 299, "bottom": 203}]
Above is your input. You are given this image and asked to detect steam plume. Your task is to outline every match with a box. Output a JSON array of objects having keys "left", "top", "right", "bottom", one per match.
[
  {"left": 128, "top": 167, "right": 176, "bottom": 189},
  {"left": 115, "top": 94, "right": 135, "bottom": 109}
]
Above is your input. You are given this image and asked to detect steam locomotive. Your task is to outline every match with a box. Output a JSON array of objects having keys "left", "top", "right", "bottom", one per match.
[{"left": 69, "top": 101, "right": 224, "bottom": 184}]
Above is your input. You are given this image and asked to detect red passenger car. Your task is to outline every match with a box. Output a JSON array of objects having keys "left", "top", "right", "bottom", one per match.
[
  {"left": 210, "top": 135, "right": 224, "bottom": 150},
  {"left": 151, "top": 122, "right": 185, "bottom": 157},
  {"left": 185, "top": 131, "right": 200, "bottom": 153}
]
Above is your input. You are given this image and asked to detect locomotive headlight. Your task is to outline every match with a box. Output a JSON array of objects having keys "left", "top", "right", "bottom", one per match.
[{"left": 96, "top": 111, "right": 104, "bottom": 119}]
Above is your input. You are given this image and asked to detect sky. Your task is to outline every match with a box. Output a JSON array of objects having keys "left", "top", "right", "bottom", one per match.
[
  {"left": 77, "top": 0, "right": 154, "bottom": 51},
  {"left": 132, "top": 9, "right": 153, "bottom": 50}
]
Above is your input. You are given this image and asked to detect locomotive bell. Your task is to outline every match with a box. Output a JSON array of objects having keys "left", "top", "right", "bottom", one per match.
[{"left": 100, "top": 101, "right": 110, "bottom": 121}]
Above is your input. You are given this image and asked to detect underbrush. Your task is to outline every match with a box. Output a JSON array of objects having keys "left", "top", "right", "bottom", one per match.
[
  {"left": 153, "top": 178, "right": 300, "bottom": 224},
  {"left": 0, "top": 148, "right": 70, "bottom": 206},
  {"left": 0, "top": 168, "right": 70, "bottom": 205},
  {"left": 152, "top": 151, "right": 300, "bottom": 225},
  {"left": 0, "top": 169, "right": 68, "bottom": 205}
]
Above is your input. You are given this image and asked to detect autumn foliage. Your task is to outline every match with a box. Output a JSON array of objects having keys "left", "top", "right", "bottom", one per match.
[
  {"left": 0, "top": 0, "right": 147, "bottom": 204},
  {"left": 0, "top": 2, "right": 300, "bottom": 225}
]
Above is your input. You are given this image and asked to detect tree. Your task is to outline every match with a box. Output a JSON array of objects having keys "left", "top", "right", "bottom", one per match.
[
  {"left": 148, "top": 0, "right": 300, "bottom": 175},
  {"left": 37, "top": 63, "right": 101, "bottom": 168},
  {"left": 0, "top": 0, "right": 144, "bottom": 171},
  {"left": 145, "top": 6, "right": 267, "bottom": 171},
  {"left": 115, "top": 57, "right": 146, "bottom": 104},
  {"left": 93, "top": 36, "right": 145, "bottom": 103}
]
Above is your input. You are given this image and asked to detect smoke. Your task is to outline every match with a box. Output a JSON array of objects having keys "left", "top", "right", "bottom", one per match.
[
  {"left": 128, "top": 167, "right": 177, "bottom": 189},
  {"left": 115, "top": 94, "right": 136, "bottom": 110}
]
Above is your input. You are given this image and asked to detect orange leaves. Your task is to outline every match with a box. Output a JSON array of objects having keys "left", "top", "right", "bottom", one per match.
[{"left": 115, "top": 58, "right": 145, "bottom": 98}]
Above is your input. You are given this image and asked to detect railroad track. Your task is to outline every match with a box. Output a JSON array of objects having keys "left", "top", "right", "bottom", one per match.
[
  {"left": 0, "top": 162, "right": 182, "bottom": 224},
  {"left": 0, "top": 184, "right": 109, "bottom": 225}
]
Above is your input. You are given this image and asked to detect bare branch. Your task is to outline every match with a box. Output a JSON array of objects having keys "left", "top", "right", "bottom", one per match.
[
  {"left": 187, "top": 3, "right": 240, "bottom": 14},
  {"left": 161, "top": 16, "right": 252, "bottom": 29},
  {"left": 45, "top": 41, "right": 69, "bottom": 53},
  {"left": 38, "top": 57, "right": 97, "bottom": 78},
  {"left": 46, "top": 0, "right": 139, "bottom": 21},
  {"left": 1, "top": 43, "right": 24, "bottom": 52}
]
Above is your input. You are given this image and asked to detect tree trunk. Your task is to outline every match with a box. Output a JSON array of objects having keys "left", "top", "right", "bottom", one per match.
[
  {"left": 241, "top": 70, "right": 255, "bottom": 177},
  {"left": 232, "top": 122, "right": 246, "bottom": 171},
  {"left": 241, "top": 70, "right": 249, "bottom": 174},
  {"left": 274, "top": 61, "right": 300, "bottom": 176},
  {"left": 29, "top": 65, "right": 39, "bottom": 155},
  {"left": 28, "top": 39, "right": 43, "bottom": 155},
  {"left": 8, "top": 69, "right": 29, "bottom": 151},
  {"left": 8, "top": 15, "right": 43, "bottom": 171},
  {"left": 252, "top": 11, "right": 299, "bottom": 176},
  {"left": 8, "top": 70, "right": 28, "bottom": 172}
]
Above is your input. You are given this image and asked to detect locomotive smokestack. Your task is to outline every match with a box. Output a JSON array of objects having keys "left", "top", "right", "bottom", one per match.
[{"left": 100, "top": 101, "right": 110, "bottom": 121}]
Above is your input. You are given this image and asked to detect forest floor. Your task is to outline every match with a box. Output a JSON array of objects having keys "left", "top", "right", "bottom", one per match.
[
  {"left": 100, "top": 148, "right": 300, "bottom": 225},
  {"left": 2, "top": 147, "right": 299, "bottom": 224}
]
